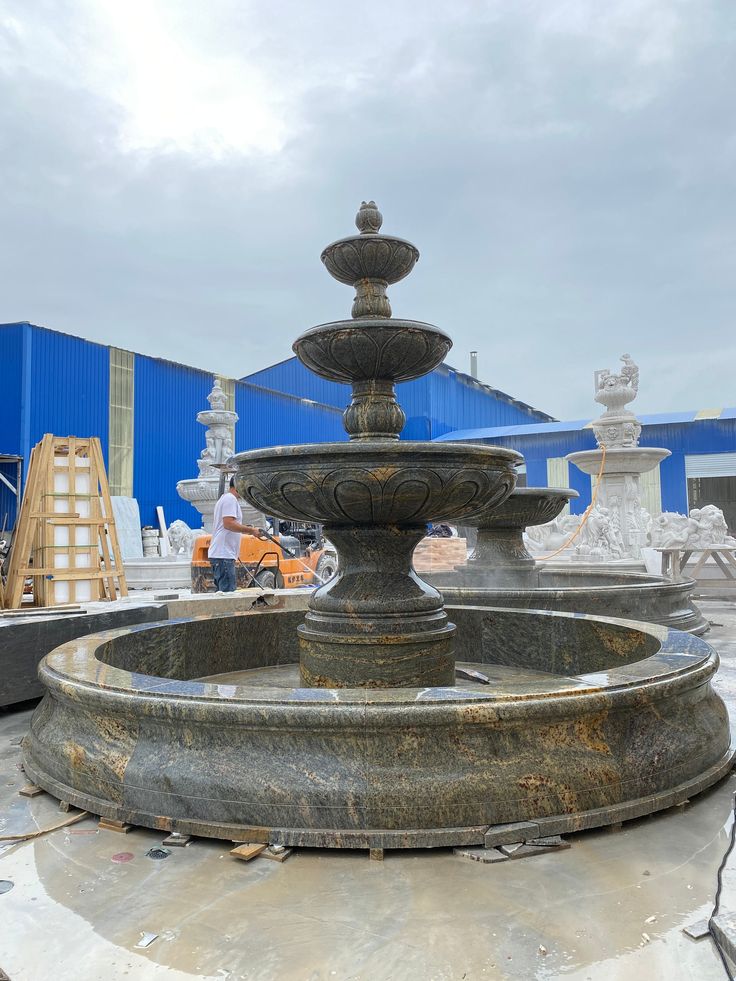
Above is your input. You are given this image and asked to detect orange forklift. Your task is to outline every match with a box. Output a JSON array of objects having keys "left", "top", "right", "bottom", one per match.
[{"left": 191, "top": 528, "right": 335, "bottom": 593}]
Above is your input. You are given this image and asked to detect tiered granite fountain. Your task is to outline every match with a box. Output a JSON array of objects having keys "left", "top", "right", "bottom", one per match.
[{"left": 22, "top": 204, "right": 731, "bottom": 850}]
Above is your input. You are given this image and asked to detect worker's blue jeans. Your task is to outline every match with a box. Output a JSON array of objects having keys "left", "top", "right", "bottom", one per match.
[{"left": 211, "top": 558, "right": 237, "bottom": 592}]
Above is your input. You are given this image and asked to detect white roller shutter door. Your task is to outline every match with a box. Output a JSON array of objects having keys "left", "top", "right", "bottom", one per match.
[{"left": 685, "top": 453, "right": 736, "bottom": 478}]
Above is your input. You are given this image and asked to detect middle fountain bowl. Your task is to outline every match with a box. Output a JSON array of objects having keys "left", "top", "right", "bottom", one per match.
[{"left": 235, "top": 441, "right": 519, "bottom": 528}]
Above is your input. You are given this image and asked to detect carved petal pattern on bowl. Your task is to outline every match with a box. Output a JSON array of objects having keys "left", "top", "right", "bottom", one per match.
[
  {"left": 473, "top": 489, "right": 578, "bottom": 531},
  {"left": 293, "top": 320, "right": 451, "bottom": 384},
  {"left": 321, "top": 236, "right": 419, "bottom": 285},
  {"left": 235, "top": 447, "right": 519, "bottom": 526}
]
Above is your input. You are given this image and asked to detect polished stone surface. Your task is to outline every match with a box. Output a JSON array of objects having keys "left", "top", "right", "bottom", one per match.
[
  {"left": 23, "top": 605, "right": 732, "bottom": 844},
  {"left": 5, "top": 598, "right": 736, "bottom": 981},
  {"left": 0, "top": 603, "right": 167, "bottom": 706}
]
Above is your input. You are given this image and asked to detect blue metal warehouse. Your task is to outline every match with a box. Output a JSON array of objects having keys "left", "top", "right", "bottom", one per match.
[
  {"left": 0, "top": 323, "right": 345, "bottom": 529},
  {"left": 437, "top": 411, "right": 736, "bottom": 532},
  {"left": 243, "top": 357, "right": 553, "bottom": 440},
  {"left": 0, "top": 323, "right": 552, "bottom": 530}
]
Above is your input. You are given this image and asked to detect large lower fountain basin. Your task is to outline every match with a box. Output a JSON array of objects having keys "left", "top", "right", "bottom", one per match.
[
  {"left": 23, "top": 606, "right": 731, "bottom": 848},
  {"left": 427, "top": 569, "right": 709, "bottom": 635}
]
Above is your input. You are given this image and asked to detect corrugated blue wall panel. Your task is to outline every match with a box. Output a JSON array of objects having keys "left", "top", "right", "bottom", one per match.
[
  {"left": 660, "top": 453, "right": 687, "bottom": 513},
  {"left": 244, "top": 357, "right": 553, "bottom": 441},
  {"left": 27, "top": 325, "right": 109, "bottom": 462},
  {"left": 428, "top": 366, "right": 551, "bottom": 438},
  {"left": 0, "top": 460, "right": 20, "bottom": 532},
  {"left": 0, "top": 324, "right": 23, "bottom": 456},
  {"left": 234, "top": 382, "right": 346, "bottom": 450},
  {"left": 524, "top": 457, "right": 548, "bottom": 490},
  {"left": 133, "top": 355, "right": 214, "bottom": 528},
  {"left": 567, "top": 462, "right": 593, "bottom": 513},
  {"left": 245, "top": 359, "right": 351, "bottom": 410},
  {"left": 452, "top": 417, "right": 736, "bottom": 516}
]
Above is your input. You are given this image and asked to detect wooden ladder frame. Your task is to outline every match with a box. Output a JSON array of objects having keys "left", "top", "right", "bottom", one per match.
[{"left": 3, "top": 434, "right": 128, "bottom": 608}]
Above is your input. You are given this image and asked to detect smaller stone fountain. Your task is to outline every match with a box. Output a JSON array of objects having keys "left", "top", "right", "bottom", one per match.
[
  {"left": 457, "top": 487, "right": 578, "bottom": 586},
  {"left": 566, "top": 355, "right": 670, "bottom": 562},
  {"left": 176, "top": 377, "right": 261, "bottom": 532}
]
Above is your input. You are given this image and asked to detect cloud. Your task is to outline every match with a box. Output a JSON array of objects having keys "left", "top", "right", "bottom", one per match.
[{"left": 0, "top": 0, "right": 734, "bottom": 421}]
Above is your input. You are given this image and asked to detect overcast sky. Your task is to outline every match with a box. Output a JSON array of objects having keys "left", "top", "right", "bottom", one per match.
[{"left": 1, "top": 0, "right": 734, "bottom": 420}]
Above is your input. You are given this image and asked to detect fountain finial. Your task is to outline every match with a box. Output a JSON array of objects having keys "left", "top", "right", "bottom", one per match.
[{"left": 355, "top": 200, "right": 383, "bottom": 234}]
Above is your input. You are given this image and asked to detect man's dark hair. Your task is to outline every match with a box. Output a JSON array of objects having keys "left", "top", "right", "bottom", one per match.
[{"left": 229, "top": 476, "right": 236, "bottom": 489}]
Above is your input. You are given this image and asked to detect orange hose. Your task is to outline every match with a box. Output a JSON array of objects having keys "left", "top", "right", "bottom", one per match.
[{"left": 537, "top": 443, "right": 607, "bottom": 561}]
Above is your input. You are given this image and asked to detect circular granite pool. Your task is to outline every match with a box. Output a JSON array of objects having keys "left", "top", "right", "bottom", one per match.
[{"left": 23, "top": 605, "right": 732, "bottom": 849}]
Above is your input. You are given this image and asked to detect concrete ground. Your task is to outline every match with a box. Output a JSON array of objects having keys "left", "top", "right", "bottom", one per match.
[{"left": 1, "top": 599, "right": 736, "bottom": 981}]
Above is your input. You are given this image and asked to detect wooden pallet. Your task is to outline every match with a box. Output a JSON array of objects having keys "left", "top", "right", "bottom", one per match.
[{"left": 3, "top": 435, "right": 128, "bottom": 609}]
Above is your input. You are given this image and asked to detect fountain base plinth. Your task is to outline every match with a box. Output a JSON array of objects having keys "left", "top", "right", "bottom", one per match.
[
  {"left": 299, "top": 524, "right": 456, "bottom": 687},
  {"left": 298, "top": 609, "right": 456, "bottom": 688}
]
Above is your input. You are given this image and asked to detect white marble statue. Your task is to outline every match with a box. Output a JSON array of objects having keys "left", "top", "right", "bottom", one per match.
[
  {"left": 566, "top": 354, "right": 670, "bottom": 563},
  {"left": 525, "top": 513, "right": 581, "bottom": 553},
  {"left": 176, "top": 377, "right": 239, "bottom": 532},
  {"left": 650, "top": 505, "right": 736, "bottom": 549},
  {"left": 591, "top": 354, "right": 642, "bottom": 450},
  {"left": 176, "top": 377, "right": 264, "bottom": 533},
  {"left": 574, "top": 505, "right": 625, "bottom": 561},
  {"left": 168, "top": 519, "right": 196, "bottom": 555}
]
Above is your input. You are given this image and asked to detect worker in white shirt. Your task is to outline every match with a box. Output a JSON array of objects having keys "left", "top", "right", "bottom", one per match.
[{"left": 209, "top": 477, "right": 266, "bottom": 592}]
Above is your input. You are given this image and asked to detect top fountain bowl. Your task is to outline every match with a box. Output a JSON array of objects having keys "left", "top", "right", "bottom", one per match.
[
  {"left": 233, "top": 441, "right": 522, "bottom": 527},
  {"left": 320, "top": 233, "right": 420, "bottom": 286},
  {"left": 468, "top": 486, "right": 579, "bottom": 530},
  {"left": 292, "top": 318, "right": 452, "bottom": 384}
]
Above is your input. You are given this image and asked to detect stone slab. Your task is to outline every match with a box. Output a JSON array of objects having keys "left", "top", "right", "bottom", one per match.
[
  {"left": 261, "top": 847, "right": 293, "bottom": 863},
  {"left": 111, "top": 497, "right": 143, "bottom": 560},
  {"left": 483, "top": 821, "right": 540, "bottom": 847},
  {"left": 682, "top": 918, "right": 711, "bottom": 941},
  {"left": 0, "top": 604, "right": 166, "bottom": 706},
  {"left": 710, "top": 914, "right": 736, "bottom": 973}
]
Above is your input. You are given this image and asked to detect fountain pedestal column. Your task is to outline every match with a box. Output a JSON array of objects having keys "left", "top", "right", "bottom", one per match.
[{"left": 299, "top": 525, "right": 455, "bottom": 687}]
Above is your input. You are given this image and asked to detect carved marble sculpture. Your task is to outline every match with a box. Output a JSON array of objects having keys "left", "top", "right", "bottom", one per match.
[
  {"left": 574, "top": 505, "right": 625, "bottom": 561},
  {"left": 592, "top": 353, "right": 641, "bottom": 448},
  {"left": 168, "top": 519, "right": 196, "bottom": 556},
  {"left": 566, "top": 355, "right": 670, "bottom": 562},
  {"left": 650, "top": 506, "right": 736, "bottom": 550},
  {"left": 234, "top": 201, "right": 521, "bottom": 688},
  {"left": 176, "top": 377, "right": 261, "bottom": 532},
  {"left": 525, "top": 513, "right": 581, "bottom": 553}
]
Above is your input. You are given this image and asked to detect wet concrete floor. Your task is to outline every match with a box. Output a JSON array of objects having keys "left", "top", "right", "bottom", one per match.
[{"left": 1, "top": 599, "right": 736, "bottom": 981}]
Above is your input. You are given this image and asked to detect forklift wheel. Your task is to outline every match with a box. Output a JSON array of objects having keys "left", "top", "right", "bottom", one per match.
[{"left": 254, "top": 569, "right": 280, "bottom": 589}]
